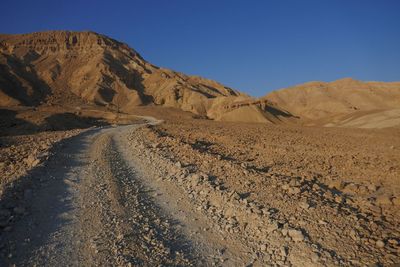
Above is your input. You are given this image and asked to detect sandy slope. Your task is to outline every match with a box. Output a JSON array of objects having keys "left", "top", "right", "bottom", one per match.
[
  {"left": 322, "top": 109, "right": 400, "bottom": 129},
  {"left": 264, "top": 78, "right": 400, "bottom": 123}
]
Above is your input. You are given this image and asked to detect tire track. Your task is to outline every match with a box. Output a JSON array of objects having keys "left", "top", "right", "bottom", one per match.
[{"left": 79, "top": 130, "right": 197, "bottom": 266}]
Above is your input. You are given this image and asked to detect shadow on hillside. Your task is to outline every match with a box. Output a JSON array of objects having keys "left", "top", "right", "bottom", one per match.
[
  {"left": 0, "top": 109, "right": 110, "bottom": 137},
  {"left": 0, "top": 54, "right": 51, "bottom": 106},
  {"left": 0, "top": 109, "right": 39, "bottom": 137},
  {"left": 102, "top": 51, "right": 154, "bottom": 104},
  {"left": 44, "top": 112, "right": 110, "bottom": 131},
  {"left": 265, "top": 105, "right": 299, "bottom": 118}
]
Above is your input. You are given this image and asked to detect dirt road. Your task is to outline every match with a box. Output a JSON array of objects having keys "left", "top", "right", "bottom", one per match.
[
  {"left": 0, "top": 119, "right": 254, "bottom": 266},
  {"left": 1, "top": 116, "right": 399, "bottom": 266}
]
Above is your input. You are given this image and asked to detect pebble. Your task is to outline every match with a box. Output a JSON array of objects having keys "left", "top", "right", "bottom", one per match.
[
  {"left": 267, "top": 222, "right": 279, "bottom": 233},
  {"left": 175, "top": 161, "right": 182, "bottom": 168},
  {"left": 288, "top": 229, "right": 304, "bottom": 242},
  {"left": 311, "top": 252, "right": 320, "bottom": 262},
  {"left": 299, "top": 202, "right": 309, "bottom": 210},
  {"left": 375, "top": 240, "right": 385, "bottom": 248},
  {"left": 318, "top": 220, "right": 328, "bottom": 225}
]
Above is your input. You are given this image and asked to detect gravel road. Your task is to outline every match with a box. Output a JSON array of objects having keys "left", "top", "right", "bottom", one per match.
[
  {"left": 3, "top": 116, "right": 398, "bottom": 266},
  {"left": 0, "top": 118, "right": 252, "bottom": 266}
]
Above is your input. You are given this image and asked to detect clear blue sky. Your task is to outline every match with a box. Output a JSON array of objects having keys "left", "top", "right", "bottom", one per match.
[{"left": 1, "top": 0, "right": 399, "bottom": 96}]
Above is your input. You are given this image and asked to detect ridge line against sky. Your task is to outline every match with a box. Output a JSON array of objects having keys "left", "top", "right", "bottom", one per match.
[{"left": 1, "top": 0, "right": 399, "bottom": 96}]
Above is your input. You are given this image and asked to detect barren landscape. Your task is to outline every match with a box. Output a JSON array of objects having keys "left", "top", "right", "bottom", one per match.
[{"left": 0, "top": 31, "right": 399, "bottom": 266}]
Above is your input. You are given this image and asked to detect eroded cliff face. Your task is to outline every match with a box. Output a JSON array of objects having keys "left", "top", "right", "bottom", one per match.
[{"left": 0, "top": 31, "right": 244, "bottom": 116}]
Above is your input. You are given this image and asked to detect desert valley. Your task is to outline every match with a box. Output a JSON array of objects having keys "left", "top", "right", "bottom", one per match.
[{"left": 0, "top": 31, "right": 399, "bottom": 266}]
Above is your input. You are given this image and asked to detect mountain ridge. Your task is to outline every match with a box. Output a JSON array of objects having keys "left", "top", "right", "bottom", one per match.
[{"left": 1, "top": 30, "right": 399, "bottom": 128}]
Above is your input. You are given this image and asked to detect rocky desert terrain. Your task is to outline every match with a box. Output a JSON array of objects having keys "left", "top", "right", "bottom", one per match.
[{"left": 0, "top": 31, "right": 399, "bottom": 266}]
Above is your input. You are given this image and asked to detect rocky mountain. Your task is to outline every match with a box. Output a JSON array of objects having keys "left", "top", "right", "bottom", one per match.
[{"left": 0, "top": 31, "right": 254, "bottom": 118}]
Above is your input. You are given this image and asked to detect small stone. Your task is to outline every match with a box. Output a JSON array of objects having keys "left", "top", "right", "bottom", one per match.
[
  {"left": 282, "top": 184, "right": 290, "bottom": 190},
  {"left": 334, "top": 195, "right": 343, "bottom": 203},
  {"left": 299, "top": 202, "right": 309, "bottom": 210},
  {"left": 288, "top": 187, "right": 301, "bottom": 195},
  {"left": 318, "top": 220, "right": 328, "bottom": 225},
  {"left": 231, "top": 191, "right": 241, "bottom": 201},
  {"left": 281, "top": 228, "right": 288, "bottom": 236},
  {"left": 311, "top": 252, "right": 320, "bottom": 262},
  {"left": 288, "top": 229, "right": 304, "bottom": 242},
  {"left": 375, "top": 240, "right": 385, "bottom": 248},
  {"left": 267, "top": 222, "right": 279, "bottom": 233},
  {"left": 260, "top": 244, "right": 267, "bottom": 251},
  {"left": 175, "top": 161, "right": 182, "bottom": 168},
  {"left": 349, "top": 229, "right": 358, "bottom": 240},
  {"left": 25, "top": 155, "right": 40, "bottom": 167}
]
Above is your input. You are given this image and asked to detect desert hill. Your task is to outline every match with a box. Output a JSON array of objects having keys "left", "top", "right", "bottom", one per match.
[{"left": 263, "top": 78, "right": 400, "bottom": 127}]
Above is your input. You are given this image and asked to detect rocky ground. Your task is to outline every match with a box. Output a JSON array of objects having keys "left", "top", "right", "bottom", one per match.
[
  {"left": 0, "top": 111, "right": 399, "bottom": 266},
  {"left": 132, "top": 116, "right": 400, "bottom": 266},
  {"left": 0, "top": 129, "right": 84, "bottom": 189}
]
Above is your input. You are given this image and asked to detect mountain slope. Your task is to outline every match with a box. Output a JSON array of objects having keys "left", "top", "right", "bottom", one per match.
[
  {"left": 263, "top": 78, "right": 400, "bottom": 121},
  {"left": 0, "top": 31, "right": 248, "bottom": 117}
]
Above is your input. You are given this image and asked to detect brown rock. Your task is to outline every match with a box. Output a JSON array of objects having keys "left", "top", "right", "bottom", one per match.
[{"left": 288, "top": 229, "right": 304, "bottom": 242}]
